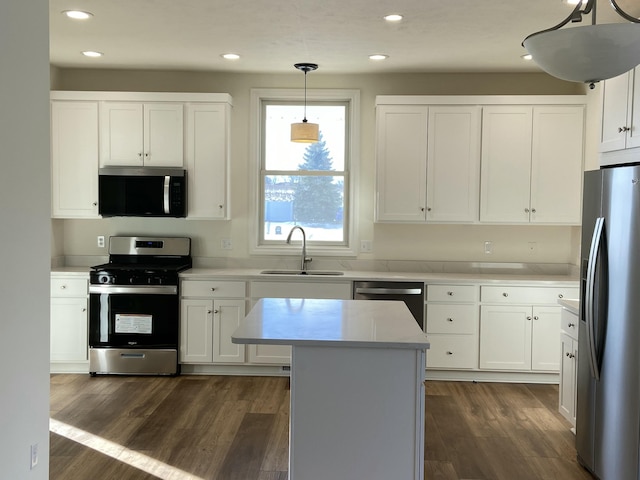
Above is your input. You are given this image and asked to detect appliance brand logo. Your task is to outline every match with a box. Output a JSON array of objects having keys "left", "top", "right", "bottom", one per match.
[{"left": 128, "top": 341, "right": 138, "bottom": 345}]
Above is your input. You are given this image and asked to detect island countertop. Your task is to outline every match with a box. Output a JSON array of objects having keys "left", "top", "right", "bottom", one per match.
[{"left": 232, "top": 298, "right": 430, "bottom": 350}]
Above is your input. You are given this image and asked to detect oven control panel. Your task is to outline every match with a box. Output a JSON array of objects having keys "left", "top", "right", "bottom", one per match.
[{"left": 90, "top": 271, "right": 178, "bottom": 286}]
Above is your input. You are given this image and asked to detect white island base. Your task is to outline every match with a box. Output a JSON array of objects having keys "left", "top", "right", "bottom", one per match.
[{"left": 232, "top": 298, "right": 430, "bottom": 480}]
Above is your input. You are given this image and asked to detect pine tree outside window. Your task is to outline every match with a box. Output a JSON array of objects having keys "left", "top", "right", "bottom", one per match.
[{"left": 250, "top": 89, "right": 359, "bottom": 255}]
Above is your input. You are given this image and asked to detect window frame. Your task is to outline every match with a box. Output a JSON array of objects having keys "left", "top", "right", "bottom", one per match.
[{"left": 249, "top": 88, "right": 360, "bottom": 256}]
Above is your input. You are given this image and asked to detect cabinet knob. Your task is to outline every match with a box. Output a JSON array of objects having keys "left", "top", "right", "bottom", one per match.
[
  {"left": 145, "top": 152, "right": 149, "bottom": 157},
  {"left": 447, "top": 317, "right": 454, "bottom": 322},
  {"left": 211, "top": 287, "right": 216, "bottom": 291},
  {"left": 214, "top": 309, "right": 219, "bottom": 314},
  {"left": 207, "top": 310, "right": 212, "bottom": 314},
  {"left": 502, "top": 292, "right": 508, "bottom": 297},
  {"left": 420, "top": 207, "right": 425, "bottom": 212},
  {"left": 60, "top": 285, "right": 66, "bottom": 289},
  {"left": 218, "top": 204, "right": 223, "bottom": 209},
  {"left": 138, "top": 152, "right": 143, "bottom": 157},
  {"left": 568, "top": 322, "right": 575, "bottom": 328},
  {"left": 619, "top": 126, "right": 630, "bottom": 133},
  {"left": 82, "top": 308, "right": 87, "bottom": 312},
  {"left": 566, "top": 353, "right": 576, "bottom": 359},
  {"left": 526, "top": 316, "right": 532, "bottom": 321},
  {"left": 427, "top": 207, "right": 432, "bottom": 212},
  {"left": 531, "top": 208, "right": 536, "bottom": 214},
  {"left": 533, "top": 315, "right": 539, "bottom": 321},
  {"left": 447, "top": 291, "right": 454, "bottom": 296},
  {"left": 92, "top": 201, "right": 98, "bottom": 206},
  {"left": 558, "top": 294, "right": 564, "bottom": 299},
  {"left": 446, "top": 351, "right": 453, "bottom": 355},
  {"left": 524, "top": 208, "right": 530, "bottom": 213}
]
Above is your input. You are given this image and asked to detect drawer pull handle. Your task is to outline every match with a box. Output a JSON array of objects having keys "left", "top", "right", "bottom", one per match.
[
  {"left": 568, "top": 323, "right": 575, "bottom": 328},
  {"left": 447, "top": 291, "right": 454, "bottom": 296},
  {"left": 502, "top": 292, "right": 508, "bottom": 297},
  {"left": 447, "top": 317, "right": 454, "bottom": 322},
  {"left": 566, "top": 352, "right": 575, "bottom": 359},
  {"left": 558, "top": 294, "right": 564, "bottom": 299},
  {"left": 446, "top": 351, "right": 453, "bottom": 355}
]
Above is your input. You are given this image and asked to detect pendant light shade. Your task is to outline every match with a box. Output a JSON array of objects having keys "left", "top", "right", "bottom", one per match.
[
  {"left": 522, "top": 0, "right": 640, "bottom": 88},
  {"left": 291, "top": 63, "right": 319, "bottom": 143}
]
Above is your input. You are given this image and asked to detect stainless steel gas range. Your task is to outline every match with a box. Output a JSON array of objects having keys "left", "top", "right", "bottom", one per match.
[{"left": 88, "top": 236, "right": 192, "bottom": 376}]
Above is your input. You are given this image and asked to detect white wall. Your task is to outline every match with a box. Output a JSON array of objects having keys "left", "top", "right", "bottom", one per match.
[
  {"left": 52, "top": 69, "right": 588, "bottom": 266},
  {"left": 1, "top": 1, "right": 51, "bottom": 479}
]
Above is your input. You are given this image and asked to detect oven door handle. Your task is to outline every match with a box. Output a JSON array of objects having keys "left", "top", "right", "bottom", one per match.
[{"left": 89, "top": 285, "right": 178, "bottom": 295}]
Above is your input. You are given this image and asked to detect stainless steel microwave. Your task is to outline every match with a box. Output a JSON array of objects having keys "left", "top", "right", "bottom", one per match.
[{"left": 98, "top": 167, "right": 187, "bottom": 217}]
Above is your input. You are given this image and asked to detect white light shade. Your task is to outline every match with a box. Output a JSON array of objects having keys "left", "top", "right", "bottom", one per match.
[
  {"left": 524, "top": 23, "right": 640, "bottom": 84},
  {"left": 291, "top": 122, "right": 319, "bottom": 143}
]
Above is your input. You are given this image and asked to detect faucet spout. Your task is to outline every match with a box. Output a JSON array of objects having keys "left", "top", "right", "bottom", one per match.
[{"left": 286, "top": 226, "right": 312, "bottom": 271}]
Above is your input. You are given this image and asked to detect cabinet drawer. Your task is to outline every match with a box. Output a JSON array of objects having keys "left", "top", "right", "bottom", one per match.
[
  {"left": 426, "top": 304, "right": 477, "bottom": 334},
  {"left": 481, "top": 286, "right": 579, "bottom": 304},
  {"left": 51, "top": 277, "right": 87, "bottom": 297},
  {"left": 181, "top": 280, "right": 245, "bottom": 298},
  {"left": 427, "top": 284, "right": 478, "bottom": 303},
  {"left": 426, "top": 334, "right": 478, "bottom": 369},
  {"left": 561, "top": 308, "right": 579, "bottom": 340},
  {"left": 250, "top": 281, "right": 352, "bottom": 300}
]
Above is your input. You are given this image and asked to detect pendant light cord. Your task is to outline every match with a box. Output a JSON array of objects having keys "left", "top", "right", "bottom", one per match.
[{"left": 303, "top": 71, "right": 308, "bottom": 123}]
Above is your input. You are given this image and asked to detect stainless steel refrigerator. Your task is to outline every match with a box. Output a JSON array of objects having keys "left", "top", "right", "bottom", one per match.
[{"left": 577, "top": 164, "right": 640, "bottom": 479}]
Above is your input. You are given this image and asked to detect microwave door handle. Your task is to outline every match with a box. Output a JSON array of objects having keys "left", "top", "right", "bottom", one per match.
[{"left": 163, "top": 176, "right": 170, "bottom": 214}]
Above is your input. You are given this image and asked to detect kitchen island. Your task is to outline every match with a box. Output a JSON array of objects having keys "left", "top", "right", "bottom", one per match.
[{"left": 232, "top": 298, "right": 430, "bottom": 480}]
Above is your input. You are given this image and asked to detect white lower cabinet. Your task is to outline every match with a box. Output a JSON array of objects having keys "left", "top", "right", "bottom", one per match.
[
  {"left": 248, "top": 280, "right": 353, "bottom": 365},
  {"left": 50, "top": 275, "right": 89, "bottom": 371},
  {"left": 559, "top": 307, "right": 579, "bottom": 427},
  {"left": 425, "top": 284, "right": 479, "bottom": 370},
  {"left": 479, "top": 286, "right": 578, "bottom": 372},
  {"left": 180, "top": 280, "right": 246, "bottom": 364}
]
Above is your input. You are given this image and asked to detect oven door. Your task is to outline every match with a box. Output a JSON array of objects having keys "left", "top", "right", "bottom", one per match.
[{"left": 89, "top": 285, "right": 179, "bottom": 348}]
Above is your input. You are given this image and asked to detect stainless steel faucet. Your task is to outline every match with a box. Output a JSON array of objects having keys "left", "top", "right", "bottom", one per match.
[{"left": 286, "top": 226, "right": 312, "bottom": 271}]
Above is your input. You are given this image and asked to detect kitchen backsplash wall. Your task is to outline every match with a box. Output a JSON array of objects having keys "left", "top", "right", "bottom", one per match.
[{"left": 51, "top": 68, "right": 596, "bottom": 269}]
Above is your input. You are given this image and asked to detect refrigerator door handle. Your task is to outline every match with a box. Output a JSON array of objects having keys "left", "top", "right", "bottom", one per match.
[{"left": 586, "top": 216, "right": 604, "bottom": 381}]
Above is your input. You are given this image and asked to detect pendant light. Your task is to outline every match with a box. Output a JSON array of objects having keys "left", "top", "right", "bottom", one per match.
[
  {"left": 522, "top": 0, "right": 640, "bottom": 89},
  {"left": 291, "top": 63, "right": 319, "bottom": 143}
]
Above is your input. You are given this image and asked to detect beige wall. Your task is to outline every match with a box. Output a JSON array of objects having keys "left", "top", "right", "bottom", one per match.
[{"left": 52, "top": 68, "right": 591, "bottom": 265}]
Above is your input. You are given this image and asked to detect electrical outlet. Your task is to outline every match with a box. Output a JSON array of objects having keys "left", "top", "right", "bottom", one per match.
[
  {"left": 30, "top": 443, "right": 38, "bottom": 470},
  {"left": 360, "top": 240, "right": 372, "bottom": 253},
  {"left": 221, "top": 238, "right": 232, "bottom": 250},
  {"left": 97, "top": 235, "right": 105, "bottom": 248},
  {"left": 484, "top": 241, "right": 493, "bottom": 254}
]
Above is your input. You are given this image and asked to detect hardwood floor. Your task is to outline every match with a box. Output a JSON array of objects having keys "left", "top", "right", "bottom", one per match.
[{"left": 50, "top": 375, "right": 593, "bottom": 480}]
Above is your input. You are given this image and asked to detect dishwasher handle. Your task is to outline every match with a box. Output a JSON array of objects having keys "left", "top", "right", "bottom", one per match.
[{"left": 355, "top": 287, "right": 423, "bottom": 295}]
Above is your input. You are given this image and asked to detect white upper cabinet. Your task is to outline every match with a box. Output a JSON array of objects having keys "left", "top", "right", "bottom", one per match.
[
  {"left": 375, "top": 104, "right": 480, "bottom": 223},
  {"left": 375, "top": 105, "right": 428, "bottom": 222},
  {"left": 185, "top": 103, "right": 230, "bottom": 219},
  {"left": 481, "top": 105, "right": 584, "bottom": 224},
  {"left": 99, "top": 102, "right": 184, "bottom": 167},
  {"left": 51, "top": 101, "right": 100, "bottom": 218},
  {"left": 426, "top": 106, "right": 481, "bottom": 222},
  {"left": 600, "top": 68, "right": 640, "bottom": 154}
]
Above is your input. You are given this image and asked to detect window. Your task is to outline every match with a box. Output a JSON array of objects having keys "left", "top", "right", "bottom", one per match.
[{"left": 250, "top": 89, "right": 360, "bottom": 256}]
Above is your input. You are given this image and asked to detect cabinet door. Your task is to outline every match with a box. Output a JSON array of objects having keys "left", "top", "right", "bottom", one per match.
[
  {"left": 375, "top": 105, "right": 428, "bottom": 222},
  {"left": 599, "top": 71, "right": 631, "bottom": 153},
  {"left": 531, "top": 306, "right": 561, "bottom": 371},
  {"left": 100, "top": 102, "right": 144, "bottom": 166},
  {"left": 144, "top": 103, "right": 184, "bottom": 167},
  {"left": 180, "top": 299, "right": 214, "bottom": 363},
  {"left": 629, "top": 68, "right": 640, "bottom": 149},
  {"left": 185, "top": 103, "right": 229, "bottom": 219},
  {"left": 530, "top": 106, "right": 584, "bottom": 224},
  {"left": 480, "top": 106, "right": 533, "bottom": 223},
  {"left": 51, "top": 101, "right": 99, "bottom": 218},
  {"left": 213, "top": 299, "right": 245, "bottom": 363},
  {"left": 50, "top": 297, "right": 88, "bottom": 362},
  {"left": 426, "top": 106, "right": 480, "bottom": 222},
  {"left": 480, "top": 305, "right": 532, "bottom": 370},
  {"left": 559, "top": 333, "right": 577, "bottom": 425}
]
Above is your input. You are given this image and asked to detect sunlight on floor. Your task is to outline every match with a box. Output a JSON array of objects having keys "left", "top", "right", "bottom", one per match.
[{"left": 49, "top": 418, "right": 205, "bottom": 480}]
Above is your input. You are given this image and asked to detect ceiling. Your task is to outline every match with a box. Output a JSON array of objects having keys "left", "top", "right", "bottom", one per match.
[{"left": 49, "top": 0, "right": 638, "bottom": 75}]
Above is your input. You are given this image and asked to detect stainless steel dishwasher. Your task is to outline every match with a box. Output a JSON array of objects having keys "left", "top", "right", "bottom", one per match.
[{"left": 353, "top": 281, "right": 424, "bottom": 328}]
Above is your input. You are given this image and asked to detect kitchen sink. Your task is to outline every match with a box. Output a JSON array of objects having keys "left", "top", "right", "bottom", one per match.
[{"left": 260, "top": 270, "right": 344, "bottom": 276}]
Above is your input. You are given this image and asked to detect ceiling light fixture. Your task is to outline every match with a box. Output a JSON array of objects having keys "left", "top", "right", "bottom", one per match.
[
  {"left": 221, "top": 53, "right": 240, "bottom": 60},
  {"left": 521, "top": 54, "right": 533, "bottom": 61},
  {"left": 62, "top": 10, "right": 93, "bottom": 20},
  {"left": 369, "top": 54, "right": 389, "bottom": 61},
  {"left": 290, "top": 63, "right": 319, "bottom": 143},
  {"left": 384, "top": 14, "right": 403, "bottom": 22},
  {"left": 82, "top": 51, "right": 103, "bottom": 58},
  {"left": 522, "top": 0, "right": 640, "bottom": 89}
]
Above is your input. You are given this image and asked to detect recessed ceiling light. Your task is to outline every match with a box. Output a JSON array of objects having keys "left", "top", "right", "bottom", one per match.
[
  {"left": 369, "top": 54, "right": 389, "bottom": 61},
  {"left": 62, "top": 10, "right": 93, "bottom": 20},
  {"left": 521, "top": 53, "right": 533, "bottom": 60},
  {"left": 82, "top": 51, "right": 103, "bottom": 58},
  {"left": 221, "top": 53, "right": 240, "bottom": 60},
  {"left": 384, "top": 14, "right": 403, "bottom": 22}
]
